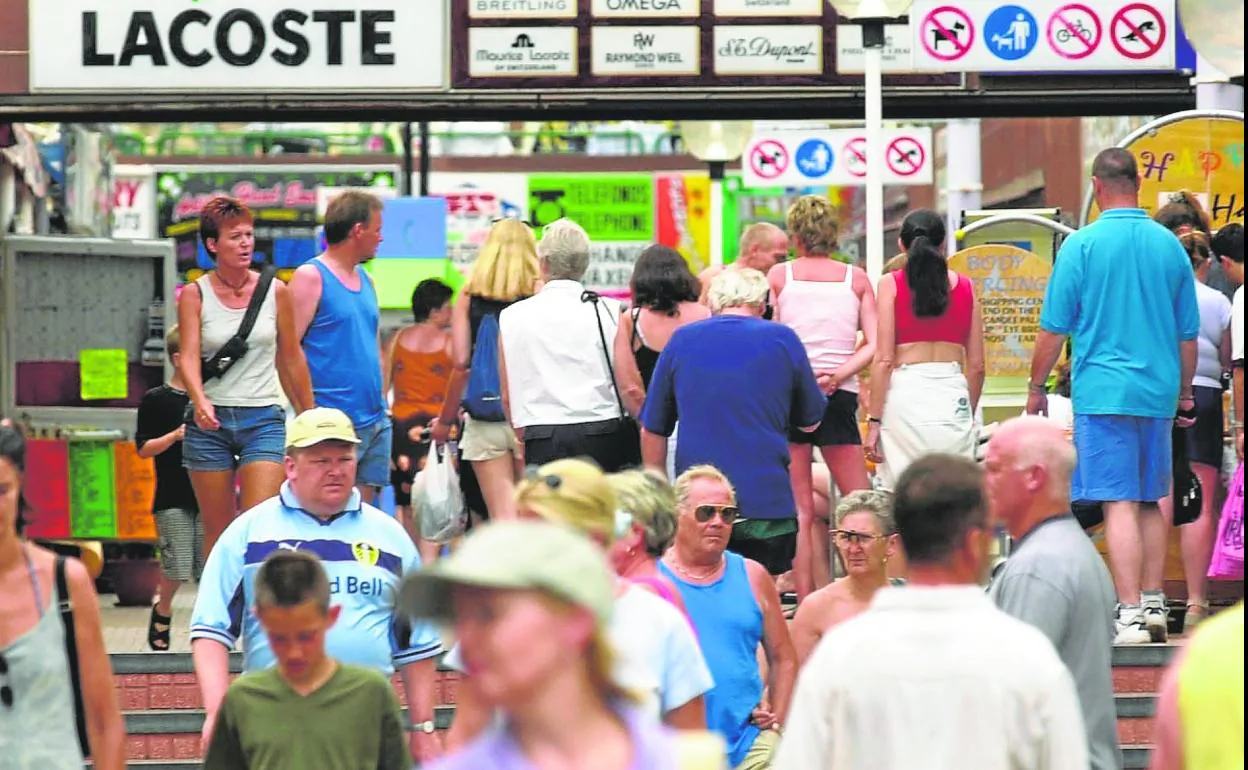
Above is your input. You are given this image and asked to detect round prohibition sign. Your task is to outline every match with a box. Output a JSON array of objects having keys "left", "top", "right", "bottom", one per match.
[
  {"left": 843, "top": 137, "right": 867, "bottom": 178},
  {"left": 919, "top": 6, "right": 976, "bottom": 62},
  {"left": 886, "top": 136, "right": 926, "bottom": 177},
  {"left": 1046, "top": 3, "right": 1102, "bottom": 60},
  {"left": 1111, "top": 3, "right": 1166, "bottom": 60},
  {"left": 750, "top": 140, "right": 789, "bottom": 179}
]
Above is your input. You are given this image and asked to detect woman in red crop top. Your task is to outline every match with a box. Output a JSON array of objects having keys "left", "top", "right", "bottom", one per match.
[{"left": 865, "top": 210, "right": 985, "bottom": 491}]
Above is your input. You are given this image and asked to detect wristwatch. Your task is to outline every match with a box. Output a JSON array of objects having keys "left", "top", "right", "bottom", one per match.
[
  {"left": 1028, "top": 380, "right": 1048, "bottom": 393},
  {"left": 409, "top": 719, "right": 436, "bottom": 734}
]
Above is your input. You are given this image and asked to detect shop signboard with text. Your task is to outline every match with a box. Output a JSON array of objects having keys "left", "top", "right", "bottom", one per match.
[
  {"left": 451, "top": 0, "right": 961, "bottom": 89},
  {"left": 28, "top": 0, "right": 447, "bottom": 92}
]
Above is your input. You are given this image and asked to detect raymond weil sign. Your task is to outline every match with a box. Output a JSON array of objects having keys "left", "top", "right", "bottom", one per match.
[{"left": 28, "top": 0, "right": 447, "bottom": 92}]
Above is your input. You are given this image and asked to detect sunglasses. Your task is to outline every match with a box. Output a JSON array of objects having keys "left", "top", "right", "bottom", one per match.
[
  {"left": 693, "top": 504, "right": 741, "bottom": 524},
  {"left": 832, "top": 529, "right": 886, "bottom": 547},
  {"left": 1, "top": 653, "right": 12, "bottom": 708}
]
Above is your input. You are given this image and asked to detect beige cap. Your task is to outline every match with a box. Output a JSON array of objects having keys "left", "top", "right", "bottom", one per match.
[{"left": 285, "top": 407, "right": 360, "bottom": 450}]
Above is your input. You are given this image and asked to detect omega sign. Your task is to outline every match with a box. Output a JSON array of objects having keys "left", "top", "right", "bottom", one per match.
[{"left": 28, "top": 0, "right": 446, "bottom": 92}]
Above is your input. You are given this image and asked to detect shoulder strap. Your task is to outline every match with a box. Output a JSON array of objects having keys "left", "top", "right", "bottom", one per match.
[
  {"left": 630, "top": 306, "right": 642, "bottom": 348},
  {"left": 56, "top": 556, "right": 91, "bottom": 758},
  {"left": 581, "top": 291, "right": 627, "bottom": 419},
  {"left": 784, "top": 261, "right": 794, "bottom": 283},
  {"left": 236, "top": 266, "right": 276, "bottom": 343}
]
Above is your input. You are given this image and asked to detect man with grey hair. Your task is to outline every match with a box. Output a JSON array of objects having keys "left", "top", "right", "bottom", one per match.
[
  {"left": 698, "top": 222, "right": 790, "bottom": 317},
  {"left": 499, "top": 218, "right": 640, "bottom": 471},
  {"left": 641, "top": 268, "right": 825, "bottom": 578},
  {"left": 790, "top": 490, "right": 902, "bottom": 667},
  {"left": 985, "top": 416, "right": 1122, "bottom": 770}
]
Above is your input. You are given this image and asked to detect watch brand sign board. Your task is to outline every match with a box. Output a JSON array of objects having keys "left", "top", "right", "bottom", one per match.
[
  {"left": 742, "top": 128, "right": 935, "bottom": 188},
  {"left": 452, "top": 0, "right": 962, "bottom": 89},
  {"left": 28, "top": 0, "right": 447, "bottom": 92},
  {"left": 908, "top": 0, "right": 1175, "bottom": 72}
]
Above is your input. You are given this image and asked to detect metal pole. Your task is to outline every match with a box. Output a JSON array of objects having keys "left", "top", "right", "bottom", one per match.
[
  {"left": 418, "top": 121, "right": 431, "bottom": 197},
  {"left": 400, "top": 122, "right": 413, "bottom": 196},
  {"left": 863, "top": 22, "right": 885, "bottom": 284},
  {"left": 944, "top": 118, "right": 982, "bottom": 254},
  {"left": 709, "top": 160, "right": 726, "bottom": 267}
]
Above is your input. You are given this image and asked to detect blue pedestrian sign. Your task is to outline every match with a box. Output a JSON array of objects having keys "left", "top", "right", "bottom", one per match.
[
  {"left": 984, "top": 4, "right": 1038, "bottom": 60},
  {"left": 795, "top": 138, "right": 835, "bottom": 179}
]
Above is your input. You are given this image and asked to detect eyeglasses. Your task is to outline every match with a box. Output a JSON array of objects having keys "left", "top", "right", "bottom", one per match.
[
  {"left": 693, "top": 504, "right": 741, "bottom": 525},
  {"left": 832, "top": 530, "right": 886, "bottom": 547},
  {"left": 524, "top": 468, "right": 562, "bottom": 490},
  {"left": 1, "top": 653, "right": 12, "bottom": 708},
  {"left": 614, "top": 510, "right": 635, "bottom": 539}
]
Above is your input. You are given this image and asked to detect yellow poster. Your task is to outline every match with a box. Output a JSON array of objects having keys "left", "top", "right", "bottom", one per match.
[
  {"left": 948, "top": 244, "right": 1052, "bottom": 381},
  {"left": 79, "top": 349, "right": 129, "bottom": 401},
  {"left": 1088, "top": 116, "right": 1244, "bottom": 228}
]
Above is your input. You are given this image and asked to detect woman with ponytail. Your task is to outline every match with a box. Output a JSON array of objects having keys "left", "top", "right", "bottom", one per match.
[
  {"left": 1154, "top": 196, "right": 1233, "bottom": 632},
  {"left": 865, "top": 210, "right": 985, "bottom": 490}
]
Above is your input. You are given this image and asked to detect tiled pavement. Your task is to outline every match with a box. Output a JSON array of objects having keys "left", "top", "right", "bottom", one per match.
[{"left": 102, "top": 585, "right": 197, "bottom": 654}]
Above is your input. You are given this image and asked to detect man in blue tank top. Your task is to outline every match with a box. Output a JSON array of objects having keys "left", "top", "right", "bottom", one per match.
[{"left": 289, "top": 191, "right": 391, "bottom": 503}]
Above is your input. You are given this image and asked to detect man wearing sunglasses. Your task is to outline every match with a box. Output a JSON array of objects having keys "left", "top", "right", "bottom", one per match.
[{"left": 660, "top": 466, "right": 796, "bottom": 770}]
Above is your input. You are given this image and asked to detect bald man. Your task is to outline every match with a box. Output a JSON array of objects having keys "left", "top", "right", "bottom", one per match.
[
  {"left": 698, "top": 222, "right": 789, "bottom": 315},
  {"left": 985, "top": 416, "right": 1123, "bottom": 770}
]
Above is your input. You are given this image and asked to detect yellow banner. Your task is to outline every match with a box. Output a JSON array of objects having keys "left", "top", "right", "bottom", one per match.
[
  {"left": 948, "top": 244, "right": 1052, "bottom": 381},
  {"left": 1089, "top": 116, "right": 1244, "bottom": 229}
]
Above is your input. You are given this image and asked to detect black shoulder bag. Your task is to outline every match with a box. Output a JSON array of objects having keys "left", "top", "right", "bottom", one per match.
[
  {"left": 581, "top": 291, "right": 642, "bottom": 467},
  {"left": 56, "top": 556, "right": 91, "bottom": 758},
  {"left": 202, "top": 266, "right": 277, "bottom": 381}
]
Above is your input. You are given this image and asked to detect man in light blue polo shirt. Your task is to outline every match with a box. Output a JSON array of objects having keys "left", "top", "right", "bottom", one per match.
[
  {"left": 1027, "top": 147, "right": 1200, "bottom": 645},
  {"left": 190, "top": 407, "right": 442, "bottom": 764}
]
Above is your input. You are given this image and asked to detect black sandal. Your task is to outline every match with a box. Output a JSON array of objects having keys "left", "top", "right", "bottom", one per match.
[{"left": 147, "top": 603, "right": 172, "bottom": 651}]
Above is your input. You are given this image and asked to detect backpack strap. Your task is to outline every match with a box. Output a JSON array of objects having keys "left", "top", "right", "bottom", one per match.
[{"left": 56, "top": 556, "right": 91, "bottom": 758}]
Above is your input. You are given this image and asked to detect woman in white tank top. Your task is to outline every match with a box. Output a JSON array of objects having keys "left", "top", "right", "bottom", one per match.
[
  {"left": 176, "top": 196, "right": 313, "bottom": 558},
  {"left": 768, "top": 195, "right": 876, "bottom": 602}
]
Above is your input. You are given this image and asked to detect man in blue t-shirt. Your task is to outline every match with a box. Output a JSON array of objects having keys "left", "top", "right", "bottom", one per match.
[
  {"left": 1027, "top": 147, "right": 1200, "bottom": 646},
  {"left": 191, "top": 408, "right": 443, "bottom": 765},
  {"left": 288, "top": 191, "right": 391, "bottom": 503},
  {"left": 641, "top": 267, "right": 826, "bottom": 576}
]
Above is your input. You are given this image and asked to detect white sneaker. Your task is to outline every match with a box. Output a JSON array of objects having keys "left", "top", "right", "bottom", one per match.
[
  {"left": 1142, "top": 601, "right": 1169, "bottom": 643},
  {"left": 1115, "top": 605, "right": 1152, "bottom": 645}
]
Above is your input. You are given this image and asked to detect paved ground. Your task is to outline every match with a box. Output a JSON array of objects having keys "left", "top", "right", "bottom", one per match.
[{"left": 102, "top": 585, "right": 197, "bottom": 654}]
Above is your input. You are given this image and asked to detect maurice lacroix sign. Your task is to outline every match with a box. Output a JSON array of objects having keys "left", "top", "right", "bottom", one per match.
[{"left": 28, "top": 0, "right": 446, "bottom": 92}]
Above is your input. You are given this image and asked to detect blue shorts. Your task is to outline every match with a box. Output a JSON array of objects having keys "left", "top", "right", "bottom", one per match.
[
  {"left": 1072, "top": 414, "right": 1171, "bottom": 504},
  {"left": 183, "top": 404, "right": 286, "bottom": 472},
  {"left": 354, "top": 418, "right": 393, "bottom": 489}
]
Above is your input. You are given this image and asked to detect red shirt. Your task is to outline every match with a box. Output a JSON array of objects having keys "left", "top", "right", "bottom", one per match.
[{"left": 894, "top": 272, "right": 974, "bottom": 345}]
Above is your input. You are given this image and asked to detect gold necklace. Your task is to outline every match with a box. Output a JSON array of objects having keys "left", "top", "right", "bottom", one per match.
[{"left": 665, "top": 554, "right": 725, "bottom": 582}]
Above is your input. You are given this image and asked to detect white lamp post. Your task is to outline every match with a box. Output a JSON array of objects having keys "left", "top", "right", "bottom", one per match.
[
  {"left": 827, "top": 0, "right": 914, "bottom": 284},
  {"left": 679, "top": 121, "right": 754, "bottom": 267}
]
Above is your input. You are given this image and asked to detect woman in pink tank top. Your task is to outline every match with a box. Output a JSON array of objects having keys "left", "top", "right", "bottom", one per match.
[
  {"left": 768, "top": 196, "right": 876, "bottom": 602},
  {"left": 866, "top": 210, "right": 985, "bottom": 492}
]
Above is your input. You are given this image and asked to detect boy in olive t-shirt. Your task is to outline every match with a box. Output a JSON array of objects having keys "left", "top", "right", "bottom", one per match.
[{"left": 204, "top": 551, "right": 409, "bottom": 770}]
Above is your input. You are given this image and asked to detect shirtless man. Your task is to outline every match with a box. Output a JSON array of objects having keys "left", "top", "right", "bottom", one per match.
[
  {"left": 791, "top": 490, "right": 900, "bottom": 666},
  {"left": 698, "top": 222, "right": 790, "bottom": 311}
]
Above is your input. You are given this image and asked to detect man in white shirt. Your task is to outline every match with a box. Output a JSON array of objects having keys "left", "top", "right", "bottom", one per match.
[
  {"left": 498, "top": 218, "right": 639, "bottom": 471},
  {"left": 775, "top": 453, "right": 1088, "bottom": 770}
]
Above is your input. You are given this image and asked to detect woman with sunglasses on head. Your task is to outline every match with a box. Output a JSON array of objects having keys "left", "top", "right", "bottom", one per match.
[
  {"left": 0, "top": 422, "right": 125, "bottom": 769},
  {"left": 609, "top": 469, "right": 690, "bottom": 618},
  {"left": 445, "top": 459, "right": 714, "bottom": 750},
  {"left": 789, "top": 491, "right": 902, "bottom": 668},
  {"left": 433, "top": 218, "right": 541, "bottom": 521}
]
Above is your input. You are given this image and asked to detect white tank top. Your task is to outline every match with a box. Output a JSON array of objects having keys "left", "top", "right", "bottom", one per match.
[
  {"left": 197, "top": 275, "right": 281, "bottom": 407},
  {"left": 776, "top": 261, "right": 862, "bottom": 393}
]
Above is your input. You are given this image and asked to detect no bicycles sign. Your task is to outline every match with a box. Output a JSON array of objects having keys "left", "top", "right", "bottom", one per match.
[{"left": 908, "top": 0, "right": 1175, "bottom": 72}]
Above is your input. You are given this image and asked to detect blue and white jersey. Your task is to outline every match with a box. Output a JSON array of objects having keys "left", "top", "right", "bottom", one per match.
[{"left": 190, "top": 482, "right": 441, "bottom": 674}]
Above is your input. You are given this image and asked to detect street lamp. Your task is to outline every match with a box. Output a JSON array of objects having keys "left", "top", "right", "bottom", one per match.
[
  {"left": 827, "top": 0, "right": 914, "bottom": 283},
  {"left": 679, "top": 120, "right": 753, "bottom": 268}
]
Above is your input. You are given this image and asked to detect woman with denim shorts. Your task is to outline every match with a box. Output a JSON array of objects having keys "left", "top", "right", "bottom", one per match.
[{"left": 177, "top": 196, "right": 314, "bottom": 558}]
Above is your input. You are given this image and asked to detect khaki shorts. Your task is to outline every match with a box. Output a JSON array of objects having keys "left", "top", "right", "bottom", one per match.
[
  {"left": 460, "top": 415, "right": 518, "bottom": 463},
  {"left": 735, "top": 728, "right": 780, "bottom": 770}
]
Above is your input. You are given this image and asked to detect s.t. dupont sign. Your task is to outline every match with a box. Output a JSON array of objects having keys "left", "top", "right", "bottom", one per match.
[{"left": 28, "top": 0, "right": 447, "bottom": 92}]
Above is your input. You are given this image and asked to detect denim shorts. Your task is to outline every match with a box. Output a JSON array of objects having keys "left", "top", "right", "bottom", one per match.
[
  {"left": 355, "top": 418, "right": 393, "bottom": 488},
  {"left": 1072, "top": 413, "right": 1171, "bottom": 504},
  {"left": 183, "top": 404, "right": 286, "bottom": 472}
]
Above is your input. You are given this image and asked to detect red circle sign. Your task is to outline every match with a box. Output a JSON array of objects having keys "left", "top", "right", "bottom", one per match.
[
  {"left": 886, "top": 136, "right": 926, "bottom": 177},
  {"left": 750, "top": 140, "right": 789, "bottom": 179},
  {"left": 920, "top": 6, "right": 976, "bottom": 62},
  {"left": 1046, "top": 3, "right": 1102, "bottom": 60},
  {"left": 843, "top": 138, "right": 867, "bottom": 177},
  {"left": 1110, "top": 3, "right": 1166, "bottom": 60}
]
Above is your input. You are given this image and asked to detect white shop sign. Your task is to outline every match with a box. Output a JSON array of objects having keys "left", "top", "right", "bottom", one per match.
[{"left": 29, "top": 0, "right": 447, "bottom": 92}]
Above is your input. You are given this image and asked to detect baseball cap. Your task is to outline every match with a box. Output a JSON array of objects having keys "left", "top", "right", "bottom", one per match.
[
  {"left": 398, "top": 520, "right": 615, "bottom": 626},
  {"left": 285, "top": 407, "right": 360, "bottom": 450}
]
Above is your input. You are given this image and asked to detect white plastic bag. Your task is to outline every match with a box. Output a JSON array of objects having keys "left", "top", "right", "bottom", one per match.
[{"left": 412, "top": 442, "right": 467, "bottom": 543}]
